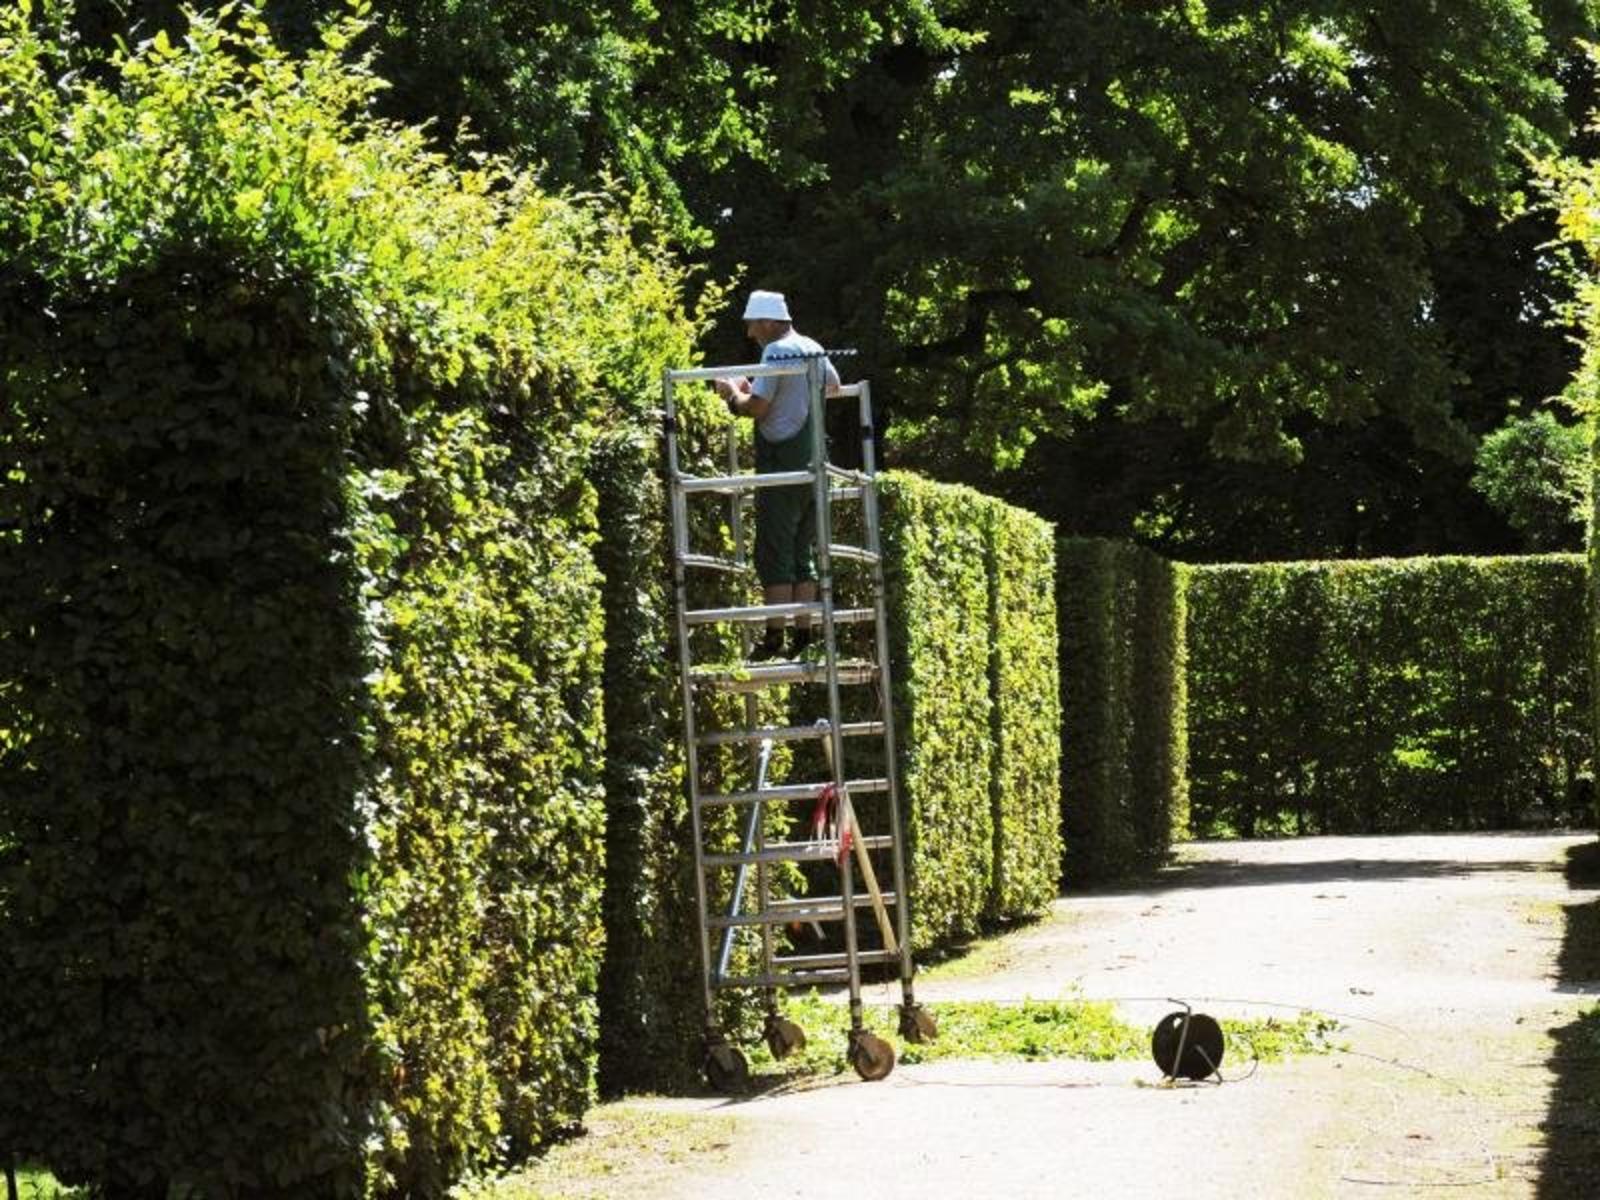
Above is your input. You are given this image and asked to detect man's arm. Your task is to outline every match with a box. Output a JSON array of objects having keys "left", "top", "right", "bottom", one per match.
[{"left": 713, "top": 376, "right": 773, "bottom": 420}]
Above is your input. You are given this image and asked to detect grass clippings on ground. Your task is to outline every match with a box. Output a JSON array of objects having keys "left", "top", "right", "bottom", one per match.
[{"left": 745, "top": 991, "right": 1341, "bottom": 1080}]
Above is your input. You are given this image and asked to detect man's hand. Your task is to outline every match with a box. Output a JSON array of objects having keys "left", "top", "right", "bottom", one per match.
[{"left": 713, "top": 376, "right": 748, "bottom": 415}]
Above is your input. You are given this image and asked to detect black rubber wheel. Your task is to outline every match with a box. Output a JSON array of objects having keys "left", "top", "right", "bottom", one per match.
[
  {"left": 898, "top": 1004, "right": 938, "bottom": 1044},
  {"left": 704, "top": 1043, "right": 750, "bottom": 1093},
  {"left": 1151, "top": 1011, "right": 1224, "bottom": 1081},
  {"left": 850, "top": 1030, "right": 896, "bottom": 1082},
  {"left": 764, "top": 1014, "right": 807, "bottom": 1061}
]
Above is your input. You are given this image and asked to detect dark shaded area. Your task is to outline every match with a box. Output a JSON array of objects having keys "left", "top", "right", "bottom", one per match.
[
  {"left": 1062, "top": 834, "right": 1577, "bottom": 897},
  {"left": 1537, "top": 842, "right": 1600, "bottom": 1197}
]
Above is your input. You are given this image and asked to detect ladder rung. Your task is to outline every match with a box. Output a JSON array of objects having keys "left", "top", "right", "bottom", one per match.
[
  {"left": 690, "top": 660, "right": 879, "bottom": 691},
  {"left": 702, "top": 834, "right": 895, "bottom": 868},
  {"left": 826, "top": 464, "right": 870, "bottom": 485},
  {"left": 699, "top": 778, "right": 890, "bottom": 807},
  {"left": 826, "top": 545, "right": 879, "bottom": 565},
  {"left": 769, "top": 892, "right": 893, "bottom": 913},
  {"left": 714, "top": 969, "right": 848, "bottom": 989},
  {"left": 706, "top": 893, "right": 898, "bottom": 929},
  {"left": 684, "top": 603, "right": 875, "bottom": 626},
  {"left": 678, "top": 469, "right": 815, "bottom": 493},
  {"left": 698, "top": 720, "right": 886, "bottom": 747},
  {"left": 667, "top": 362, "right": 808, "bottom": 384},
  {"left": 773, "top": 950, "right": 900, "bottom": 970},
  {"left": 679, "top": 553, "right": 751, "bottom": 574},
  {"left": 832, "top": 486, "right": 863, "bottom": 502}
]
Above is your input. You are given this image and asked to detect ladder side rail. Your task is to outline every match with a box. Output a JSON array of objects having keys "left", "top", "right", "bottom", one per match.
[
  {"left": 733, "top": 416, "right": 778, "bottom": 1005},
  {"left": 809, "top": 357, "right": 864, "bottom": 1019},
  {"left": 727, "top": 423, "right": 747, "bottom": 568},
  {"left": 662, "top": 370, "right": 720, "bottom": 1033},
  {"left": 857, "top": 379, "right": 918, "bottom": 990}
]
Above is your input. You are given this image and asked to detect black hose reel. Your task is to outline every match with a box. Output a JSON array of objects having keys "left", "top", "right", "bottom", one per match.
[{"left": 1151, "top": 1000, "right": 1225, "bottom": 1082}]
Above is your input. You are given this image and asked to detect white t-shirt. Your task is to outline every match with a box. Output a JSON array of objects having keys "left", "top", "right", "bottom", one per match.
[{"left": 753, "top": 330, "right": 840, "bottom": 443}]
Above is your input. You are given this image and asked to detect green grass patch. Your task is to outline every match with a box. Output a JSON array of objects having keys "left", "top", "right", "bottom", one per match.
[{"left": 747, "top": 992, "right": 1341, "bottom": 1078}]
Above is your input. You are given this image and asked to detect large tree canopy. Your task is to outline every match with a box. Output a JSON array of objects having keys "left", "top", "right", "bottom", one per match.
[
  {"left": 699, "top": 0, "right": 1598, "bottom": 556},
  {"left": 58, "top": 0, "right": 1600, "bottom": 557}
]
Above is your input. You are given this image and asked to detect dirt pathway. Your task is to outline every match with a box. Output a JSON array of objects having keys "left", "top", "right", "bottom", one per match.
[{"left": 514, "top": 832, "right": 1600, "bottom": 1199}]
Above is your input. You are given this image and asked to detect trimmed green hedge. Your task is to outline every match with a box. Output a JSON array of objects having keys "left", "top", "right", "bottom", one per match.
[
  {"left": 591, "top": 394, "right": 798, "bottom": 1096},
  {"left": 0, "top": 264, "right": 378, "bottom": 1197},
  {"left": 1056, "top": 540, "right": 1189, "bottom": 884},
  {"left": 1187, "top": 556, "right": 1590, "bottom": 836},
  {"left": 0, "top": 10, "right": 697, "bottom": 1194},
  {"left": 880, "top": 474, "right": 997, "bottom": 946},
  {"left": 985, "top": 500, "right": 1063, "bottom": 919},
  {"left": 878, "top": 473, "right": 1062, "bottom": 943}
]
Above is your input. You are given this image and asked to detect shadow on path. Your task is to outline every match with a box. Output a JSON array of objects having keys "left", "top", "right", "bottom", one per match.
[
  {"left": 1537, "top": 840, "right": 1600, "bottom": 1198},
  {"left": 1082, "top": 852, "right": 1555, "bottom": 897}
]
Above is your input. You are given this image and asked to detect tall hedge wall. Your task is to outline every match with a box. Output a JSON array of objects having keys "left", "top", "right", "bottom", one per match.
[
  {"left": 1056, "top": 539, "right": 1189, "bottom": 884},
  {"left": 878, "top": 473, "right": 1062, "bottom": 944},
  {"left": 0, "top": 11, "right": 699, "bottom": 1195},
  {"left": 1594, "top": 420, "right": 1600, "bottom": 823},
  {"left": 1187, "top": 556, "right": 1590, "bottom": 836},
  {"left": 591, "top": 395, "right": 797, "bottom": 1096},
  {"left": 985, "top": 499, "right": 1063, "bottom": 919},
  {"left": 880, "top": 475, "right": 997, "bottom": 945}
]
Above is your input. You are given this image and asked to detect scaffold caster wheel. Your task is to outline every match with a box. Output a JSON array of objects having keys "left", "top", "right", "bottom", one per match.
[
  {"left": 1151, "top": 1011, "right": 1225, "bottom": 1081},
  {"left": 898, "top": 1004, "right": 937, "bottom": 1044},
  {"left": 704, "top": 1043, "right": 750, "bottom": 1093},
  {"left": 763, "top": 1013, "right": 807, "bottom": 1061},
  {"left": 849, "top": 1030, "right": 895, "bottom": 1082}
]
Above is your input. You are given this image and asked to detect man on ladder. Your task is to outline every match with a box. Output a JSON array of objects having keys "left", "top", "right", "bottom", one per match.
[{"left": 714, "top": 289, "right": 840, "bottom": 660}]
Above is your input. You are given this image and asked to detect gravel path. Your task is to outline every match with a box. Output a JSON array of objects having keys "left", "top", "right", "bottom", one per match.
[{"left": 533, "top": 832, "right": 1600, "bottom": 1199}]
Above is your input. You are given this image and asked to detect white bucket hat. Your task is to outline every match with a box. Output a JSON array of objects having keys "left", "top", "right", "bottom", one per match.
[{"left": 742, "top": 289, "right": 792, "bottom": 322}]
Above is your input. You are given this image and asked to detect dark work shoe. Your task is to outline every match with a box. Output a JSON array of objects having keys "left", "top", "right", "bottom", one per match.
[
  {"left": 751, "top": 628, "right": 787, "bottom": 662},
  {"left": 790, "top": 626, "right": 813, "bottom": 656}
]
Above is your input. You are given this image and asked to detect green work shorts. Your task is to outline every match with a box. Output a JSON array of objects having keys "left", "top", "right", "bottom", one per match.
[{"left": 754, "top": 419, "right": 817, "bottom": 586}]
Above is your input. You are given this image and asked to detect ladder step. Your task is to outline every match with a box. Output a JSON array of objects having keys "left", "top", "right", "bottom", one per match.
[
  {"left": 702, "top": 834, "right": 895, "bottom": 869},
  {"left": 683, "top": 602, "right": 875, "bottom": 626},
  {"left": 825, "top": 464, "right": 870, "bottom": 485},
  {"left": 698, "top": 720, "right": 886, "bottom": 747},
  {"left": 773, "top": 949, "right": 901, "bottom": 970},
  {"left": 667, "top": 362, "right": 809, "bottom": 384},
  {"left": 678, "top": 469, "right": 815, "bottom": 493},
  {"left": 832, "top": 486, "right": 863, "bottom": 502},
  {"left": 699, "top": 778, "right": 890, "bottom": 807},
  {"left": 706, "top": 892, "right": 898, "bottom": 929},
  {"left": 826, "top": 544, "right": 880, "bottom": 565},
  {"left": 690, "top": 660, "right": 879, "bottom": 691},
  {"left": 714, "top": 969, "right": 849, "bottom": 990},
  {"left": 769, "top": 892, "right": 893, "bottom": 913},
  {"left": 679, "top": 553, "right": 751, "bottom": 574}
]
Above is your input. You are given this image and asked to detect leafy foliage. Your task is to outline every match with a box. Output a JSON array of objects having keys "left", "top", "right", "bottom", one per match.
[
  {"left": 879, "top": 473, "right": 996, "bottom": 946},
  {"left": 0, "top": 5, "right": 702, "bottom": 1193},
  {"left": 153, "top": 0, "right": 960, "bottom": 240},
  {"left": 686, "top": 1, "right": 1595, "bottom": 560},
  {"left": 1472, "top": 410, "right": 1591, "bottom": 550},
  {"left": 875, "top": 473, "right": 1061, "bottom": 941},
  {"left": 985, "top": 500, "right": 1062, "bottom": 918},
  {"left": 590, "top": 386, "right": 802, "bottom": 1097},
  {"left": 1187, "top": 556, "right": 1591, "bottom": 836},
  {"left": 0, "top": 262, "right": 375, "bottom": 1197},
  {"left": 1056, "top": 540, "right": 1189, "bottom": 884}
]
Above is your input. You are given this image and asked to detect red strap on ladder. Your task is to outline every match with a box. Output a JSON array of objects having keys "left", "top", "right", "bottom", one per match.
[{"left": 811, "top": 783, "right": 852, "bottom": 866}]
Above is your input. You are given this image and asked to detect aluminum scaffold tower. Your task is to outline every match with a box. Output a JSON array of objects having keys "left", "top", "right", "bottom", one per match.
[{"left": 662, "top": 354, "right": 937, "bottom": 1091}]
